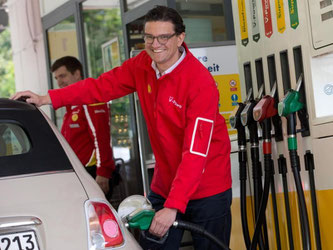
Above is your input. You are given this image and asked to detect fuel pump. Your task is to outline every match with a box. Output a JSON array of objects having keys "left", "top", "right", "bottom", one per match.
[
  {"left": 284, "top": 70, "right": 322, "bottom": 250},
  {"left": 230, "top": 100, "right": 250, "bottom": 249},
  {"left": 278, "top": 74, "right": 311, "bottom": 250},
  {"left": 250, "top": 85, "right": 280, "bottom": 250},
  {"left": 117, "top": 195, "right": 230, "bottom": 250},
  {"left": 240, "top": 86, "right": 269, "bottom": 250}
]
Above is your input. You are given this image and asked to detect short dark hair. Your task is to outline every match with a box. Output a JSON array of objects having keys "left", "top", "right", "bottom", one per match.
[
  {"left": 51, "top": 56, "right": 83, "bottom": 78},
  {"left": 144, "top": 6, "right": 185, "bottom": 34}
]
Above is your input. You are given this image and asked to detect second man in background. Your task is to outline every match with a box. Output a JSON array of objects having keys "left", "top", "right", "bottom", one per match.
[{"left": 51, "top": 56, "right": 116, "bottom": 198}]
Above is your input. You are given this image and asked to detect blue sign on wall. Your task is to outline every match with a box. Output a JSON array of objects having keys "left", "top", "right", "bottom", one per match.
[{"left": 231, "top": 94, "right": 238, "bottom": 102}]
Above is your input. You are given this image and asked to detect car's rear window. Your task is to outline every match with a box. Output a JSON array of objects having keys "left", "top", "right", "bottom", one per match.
[
  {"left": 0, "top": 123, "right": 31, "bottom": 157},
  {"left": 0, "top": 105, "right": 73, "bottom": 178}
]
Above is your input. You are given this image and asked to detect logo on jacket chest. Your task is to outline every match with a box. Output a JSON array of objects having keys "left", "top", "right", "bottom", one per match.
[
  {"left": 70, "top": 108, "right": 80, "bottom": 122},
  {"left": 169, "top": 96, "right": 182, "bottom": 109},
  {"left": 72, "top": 114, "right": 79, "bottom": 122}
]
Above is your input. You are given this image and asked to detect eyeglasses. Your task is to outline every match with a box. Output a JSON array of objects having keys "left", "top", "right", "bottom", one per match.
[{"left": 143, "top": 33, "right": 177, "bottom": 45}]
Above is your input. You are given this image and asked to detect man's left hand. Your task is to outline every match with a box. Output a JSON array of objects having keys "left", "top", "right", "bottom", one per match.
[
  {"left": 149, "top": 207, "right": 177, "bottom": 238},
  {"left": 96, "top": 175, "right": 110, "bottom": 194}
]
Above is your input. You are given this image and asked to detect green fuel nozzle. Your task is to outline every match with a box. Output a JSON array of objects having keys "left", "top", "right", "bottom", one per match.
[
  {"left": 278, "top": 74, "right": 304, "bottom": 150},
  {"left": 127, "top": 209, "right": 155, "bottom": 230},
  {"left": 278, "top": 89, "right": 303, "bottom": 117},
  {"left": 117, "top": 195, "right": 155, "bottom": 230},
  {"left": 278, "top": 74, "right": 304, "bottom": 117},
  {"left": 117, "top": 196, "right": 170, "bottom": 245}
]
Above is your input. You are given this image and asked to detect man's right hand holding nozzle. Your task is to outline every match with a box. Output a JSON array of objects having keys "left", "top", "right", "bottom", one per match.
[{"left": 11, "top": 91, "right": 52, "bottom": 107}]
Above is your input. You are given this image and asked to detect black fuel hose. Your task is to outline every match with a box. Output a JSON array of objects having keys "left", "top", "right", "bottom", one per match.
[
  {"left": 270, "top": 174, "right": 282, "bottom": 250},
  {"left": 278, "top": 154, "right": 294, "bottom": 250},
  {"left": 248, "top": 121, "right": 268, "bottom": 250},
  {"left": 250, "top": 153, "right": 272, "bottom": 250},
  {"left": 304, "top": 151, "right": 322, "bottom": 250},
  {"left": 250, "top": 118, "right": 274, "bottom": 250},
  {"left": 173, "top": 220, "right": 230, "bottom": 250},
  {"left": 235, "top": 103, "right": 251, "bottom": 249},
  {"left": 240, "top": 160, "right": 251, "bottom": 249},
  {"left": 287, "top": 113, "right": 311, "bottom": 250},
  {"left": 290, "top": 150, "right": 311, "bottom": 250}
]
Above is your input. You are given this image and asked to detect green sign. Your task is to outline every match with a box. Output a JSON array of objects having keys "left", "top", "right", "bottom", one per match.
[{"left": 288, "top": 0, "right": 299, "bottom": 29}]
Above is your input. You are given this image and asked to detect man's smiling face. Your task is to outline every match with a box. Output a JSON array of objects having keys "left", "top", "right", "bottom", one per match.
[{"left": 144, "top": 21, "right": 185, "bottom": 72}]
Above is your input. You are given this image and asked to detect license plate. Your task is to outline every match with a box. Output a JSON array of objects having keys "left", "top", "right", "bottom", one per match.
[{"left": 0, "top": 231, "right": 39, "bottom": 250}]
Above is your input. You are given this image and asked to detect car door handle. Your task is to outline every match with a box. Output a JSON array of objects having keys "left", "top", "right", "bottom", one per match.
[{"left": 0, "top": 216, "right": 42, "bottom": 229}]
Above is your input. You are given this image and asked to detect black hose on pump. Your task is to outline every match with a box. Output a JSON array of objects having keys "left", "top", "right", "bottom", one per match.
[
  {"left": 304, "top": 151, "right": 322, "bottom": 250},
  {"left": 278, "top": 154, "right": 294, "bottom": 250},
  {"left": 287, "top": 113, "right": 311, "bottom": 250},
  {"left": 230, "top": 103, "right": 251, "bottom": 249},
  {"left": 249, "top": 118, "right": 273, "bottom": 250},
  {"left": 241, "top": 100, "right": 268, "bottom": 250},
  {"left": 173, "top": 220, "right": 231, "bottom": 250}
]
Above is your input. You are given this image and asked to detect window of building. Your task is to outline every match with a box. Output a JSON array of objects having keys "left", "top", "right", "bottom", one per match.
[
  {"left": 46, "top": 15, "right": 79, "bottom": 129},
  {"left": 175, "top": 0, "right": 234, "bottom": 44},
  {"left": 81, "top": 0, "right": 144, "bottom": 202},
  {"left": 125, "top": 0, "right": 150, "bottom": 11},
  {"left": 82, "top": 0, "right": 126, "bottom": 78},
  {"left": 82, "top": 0, "right": 134, "bottom": 164}
]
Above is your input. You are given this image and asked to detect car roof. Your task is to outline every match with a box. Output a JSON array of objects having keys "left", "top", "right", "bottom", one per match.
[
  {"left": 0, "top": 98, "right": 37, "bottom": 111},
  {"left": 0, "top": 98, "right": 73, "bottom": 178}
]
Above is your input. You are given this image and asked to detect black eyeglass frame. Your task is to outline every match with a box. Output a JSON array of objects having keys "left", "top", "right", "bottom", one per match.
[{"left": 143, "top": 33, "right": 177, "bottom": 45}]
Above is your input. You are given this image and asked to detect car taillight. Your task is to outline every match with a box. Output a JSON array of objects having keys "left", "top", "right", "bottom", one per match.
[{"left": 85, "top": 200, "right": 124, "bottom": 249}]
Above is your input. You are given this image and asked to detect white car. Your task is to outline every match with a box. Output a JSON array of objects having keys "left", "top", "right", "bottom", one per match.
[{"left": 0, "top": 98, "right": 141, "bottom": 250}]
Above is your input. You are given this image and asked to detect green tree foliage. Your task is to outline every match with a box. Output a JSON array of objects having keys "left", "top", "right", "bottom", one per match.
[
  {"left": 83, "top": 8, "right": 125, "bottom": 78},
  {"left": 82, "top": 8, "right": 130, "bottom": 147},
  {"left": 0, "top": 29, "right": 15, "bottom": 98}
]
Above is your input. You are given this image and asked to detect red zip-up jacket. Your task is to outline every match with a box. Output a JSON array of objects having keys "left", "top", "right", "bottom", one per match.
[
  {"left": 61, "top": 103, "right": 115, "bottom": 178},
  {"left": 49, "top": 43, "right": 231, "bottom": 213}
]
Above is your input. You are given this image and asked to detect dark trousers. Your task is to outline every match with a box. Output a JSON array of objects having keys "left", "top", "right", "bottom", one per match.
[{"left": 140, "top": 189, "right": 232, "bottom": 250}]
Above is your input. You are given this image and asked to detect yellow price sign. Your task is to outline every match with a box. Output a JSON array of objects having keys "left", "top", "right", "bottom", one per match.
[
  {"left": 238, "top": 0, "right": 249, "bottom": 46},
  {"left": 275, "top": 0, "right": 286, "bottom": 33}
]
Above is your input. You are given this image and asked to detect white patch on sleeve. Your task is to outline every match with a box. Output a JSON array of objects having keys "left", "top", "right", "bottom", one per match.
[{"left": 189, "top": 117, "right": 214, "bottom": 157}]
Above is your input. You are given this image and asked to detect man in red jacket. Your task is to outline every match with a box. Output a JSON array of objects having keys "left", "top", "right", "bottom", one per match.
[
  {"left": 51, "top": 56, "right": 115, "bottom": 197},
  {"left": 13, "top": 6, "right": 232, "bottom": 249}
]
